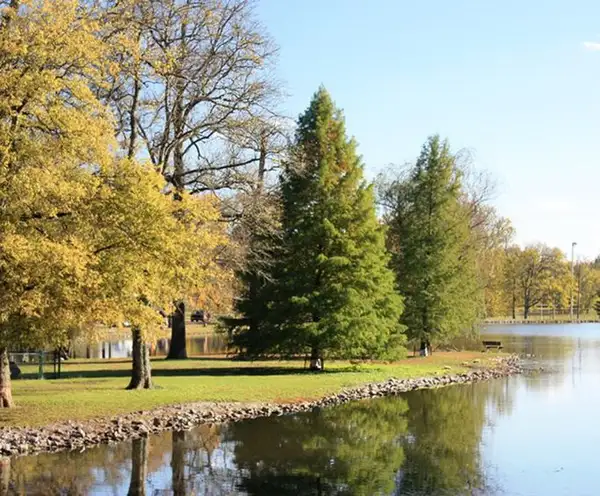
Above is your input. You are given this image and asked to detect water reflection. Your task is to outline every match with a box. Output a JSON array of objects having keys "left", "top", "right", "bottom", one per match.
[
  {"left": 229, "top": 399, "right": 408, "bottom": 495},
  {"left": 70, "top": 334, "right": 227, "bottom": 360},
  {"left": 6, "top": 441, "right": 131, "bottom": 494},
  {"left": 2, "top": 395, "right": 484, "bottom": 495},
  {"left": 397, "top": 385, "right": 488, "bottom": 495},
  {"left": 128, "top": 437, "right": 148, "bottom": 496},
  {"left": 5, "top": 324, "right": 600, "bottom": 495}
]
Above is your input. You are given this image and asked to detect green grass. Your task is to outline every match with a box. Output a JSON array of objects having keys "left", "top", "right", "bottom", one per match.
[
  {"left": 2, "top": 351, "right": 505, "bottom": 427},
  {"left": 186, "top": 323, "right": 218, "bottom": 335}
]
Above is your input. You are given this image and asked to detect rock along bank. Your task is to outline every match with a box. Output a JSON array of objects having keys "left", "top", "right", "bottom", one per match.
[{"left": 0, "top": 355, "right": 523, "bottom": 458}]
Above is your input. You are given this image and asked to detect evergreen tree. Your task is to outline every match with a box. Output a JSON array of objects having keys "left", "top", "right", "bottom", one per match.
[
  {"left": 226, "top": 189, "right": 283, "bottom": 356},
  {"left": 382, "top": 136, "right": 481, "bottom": 349},
  {"left": 257, "top": 88, "right": 404, "bottom": 367}
]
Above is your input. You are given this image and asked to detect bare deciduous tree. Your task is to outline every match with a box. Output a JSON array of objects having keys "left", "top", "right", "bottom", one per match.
[{"left": 98, "top": 0, "right": 283, "bottom": 358}]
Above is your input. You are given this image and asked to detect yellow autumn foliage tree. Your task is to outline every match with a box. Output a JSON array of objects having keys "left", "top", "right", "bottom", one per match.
[
  {"left": 0, "top": 0, "right": 116, "bottom": 407},
  {"left": 87, "top": 162, "right": 226, "bottom": 389},
  {"left": 0, "top": 0, "right": 227, "bottom": 405}
]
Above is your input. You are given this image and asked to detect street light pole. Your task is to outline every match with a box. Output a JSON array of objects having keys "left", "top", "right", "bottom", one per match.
[{"left": 570, "top": 242, "right": 577, "bottom": 322}]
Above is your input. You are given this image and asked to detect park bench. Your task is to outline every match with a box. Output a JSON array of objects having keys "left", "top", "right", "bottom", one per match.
[{"left": 482, "top": 340, "right": 502, "bottom": 350}]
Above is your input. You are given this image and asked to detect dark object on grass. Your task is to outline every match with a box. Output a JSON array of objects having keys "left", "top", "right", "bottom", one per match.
[
  {"left": 191, "top": 310, "right": 210, "bottom": 325},
  {"left": 482, "top": 340, "right": 502, "bottom": 350},
  {"left": 9, "top": 361, "right": 21, "bottom": 380}
]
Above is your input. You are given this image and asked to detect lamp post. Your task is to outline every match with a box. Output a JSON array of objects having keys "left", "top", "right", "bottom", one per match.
[{"left": 570, "top": 242, "right": 577, "bottom": 321}]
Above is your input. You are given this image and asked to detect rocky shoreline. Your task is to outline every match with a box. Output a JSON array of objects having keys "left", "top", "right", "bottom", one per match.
[{"left": 0, "top": 355, "right": 523, "bottom": 458}]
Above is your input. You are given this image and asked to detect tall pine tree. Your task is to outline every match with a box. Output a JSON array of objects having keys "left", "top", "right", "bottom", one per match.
[
  {"left": 382, "top": 136, "right": 481, "bottom": 350},
  {"left": 261, "top": 88, "right": 405, "bottom": 368},
  {"left": 226, "top": 187, "right": 282, "bottom": 356}
]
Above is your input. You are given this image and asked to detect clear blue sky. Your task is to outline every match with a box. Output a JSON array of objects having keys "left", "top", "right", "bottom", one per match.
[{"left": 256, "top": 0, "right": 600, "bottom": 260}]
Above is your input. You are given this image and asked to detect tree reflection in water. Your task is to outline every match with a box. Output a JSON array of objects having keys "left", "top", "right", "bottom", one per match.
[
  {"left": 128, "top": 437, "right": 148, "bottom": 496},
  {"left": 7, "top": 440, "right": 131, "bottom": 495},
  {"left": 227, "top": 398, "right": 409, "bottom": 495},
  {"left": 1, "top": 382, "right": 509, "bottom": 495},
  {"left": 397, "top": 384, "right": 490, "bottom": 495},
  {"left": 171, "top": 431, "right": 186, "bottom": 496},
  {"left": 0, "top": 458, "right": 9, "bottom": 496}
]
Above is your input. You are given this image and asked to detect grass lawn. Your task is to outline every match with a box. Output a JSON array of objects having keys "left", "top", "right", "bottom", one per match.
[
  {"left": 2, "top": 351, "right": 505, "bottom": 427},
  {"left": 186, "top": 323, "right": 218, "bottom": 335}
]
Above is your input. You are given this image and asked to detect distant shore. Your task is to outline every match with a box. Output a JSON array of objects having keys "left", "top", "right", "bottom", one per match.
[{"left": 485, "top": 319, "right": 599, "bottom": 325}]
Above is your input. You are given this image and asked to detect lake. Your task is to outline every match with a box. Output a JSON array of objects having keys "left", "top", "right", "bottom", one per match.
[{"left": 4, "top": 323, "right": 600, "bottom": 495}]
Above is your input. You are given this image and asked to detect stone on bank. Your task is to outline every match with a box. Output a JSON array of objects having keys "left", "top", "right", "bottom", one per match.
[{"left": 0, "top": 356, "right": 522, "bottom": 458}]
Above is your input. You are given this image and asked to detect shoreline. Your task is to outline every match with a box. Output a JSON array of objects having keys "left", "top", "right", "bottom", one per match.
[
  {"left": 485, "top": 320, "right": 598, "bottom": 325},
  {"left": 0, "top": 355, "right": 523, "bottom": 459}
]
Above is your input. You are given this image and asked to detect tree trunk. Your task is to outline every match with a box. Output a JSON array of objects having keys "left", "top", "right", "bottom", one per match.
[
  {"left": 522, "top": 291, "right": 530, "bottom": 320},
  {"left": 257, "top": 134, "right": 267, "bottom": 192},
  {"left": 165, "top": 58, "right": 188, "bottom": 361},
  {"left": 127, "top": 437, "right": 148, "bottom": 496},
  {"left": 167, "top": 301, "right": 187, "bottom": 359},
  {"left": 577, "top": 269, "right": 581, "bottom": 320},
  {"left": 511, "top": 285, "right": 516, "bottom": 320},
  {"left": 309, "top": 346, "right": 323, "bottom": 371},
  {"left": 127, "top": 328, "right": 152, "bottom": 390},
  {"left": 0, "top": 457, "right": 9, "bottom": 496},
  {"left": 127, "top": 75, "right": 141, "bottom": 160},
  {"left": 0, "top": 348, "right": 14, "bottom": 408},
  {"left": 172, "top": 431, "right": 186, "bottom": 496}
]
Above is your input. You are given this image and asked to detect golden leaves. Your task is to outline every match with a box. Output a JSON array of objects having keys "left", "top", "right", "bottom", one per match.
[{"left": 0, "top": 1, "right": 229, "bottom": 346}]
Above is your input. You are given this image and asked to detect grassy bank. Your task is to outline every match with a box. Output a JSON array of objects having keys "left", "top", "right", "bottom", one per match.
[{"left": 2, "top": 351, "right": 505, "bottom": 427}]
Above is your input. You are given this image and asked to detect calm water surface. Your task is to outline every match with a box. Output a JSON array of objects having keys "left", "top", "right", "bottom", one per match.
[{"left": 4, "top": 324, "right": 600, "bottom": 495}]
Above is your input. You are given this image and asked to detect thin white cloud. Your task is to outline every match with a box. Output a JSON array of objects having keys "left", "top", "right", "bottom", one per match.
[{"left": 583, "top": 41, "right": 600, "bottom": 51}]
